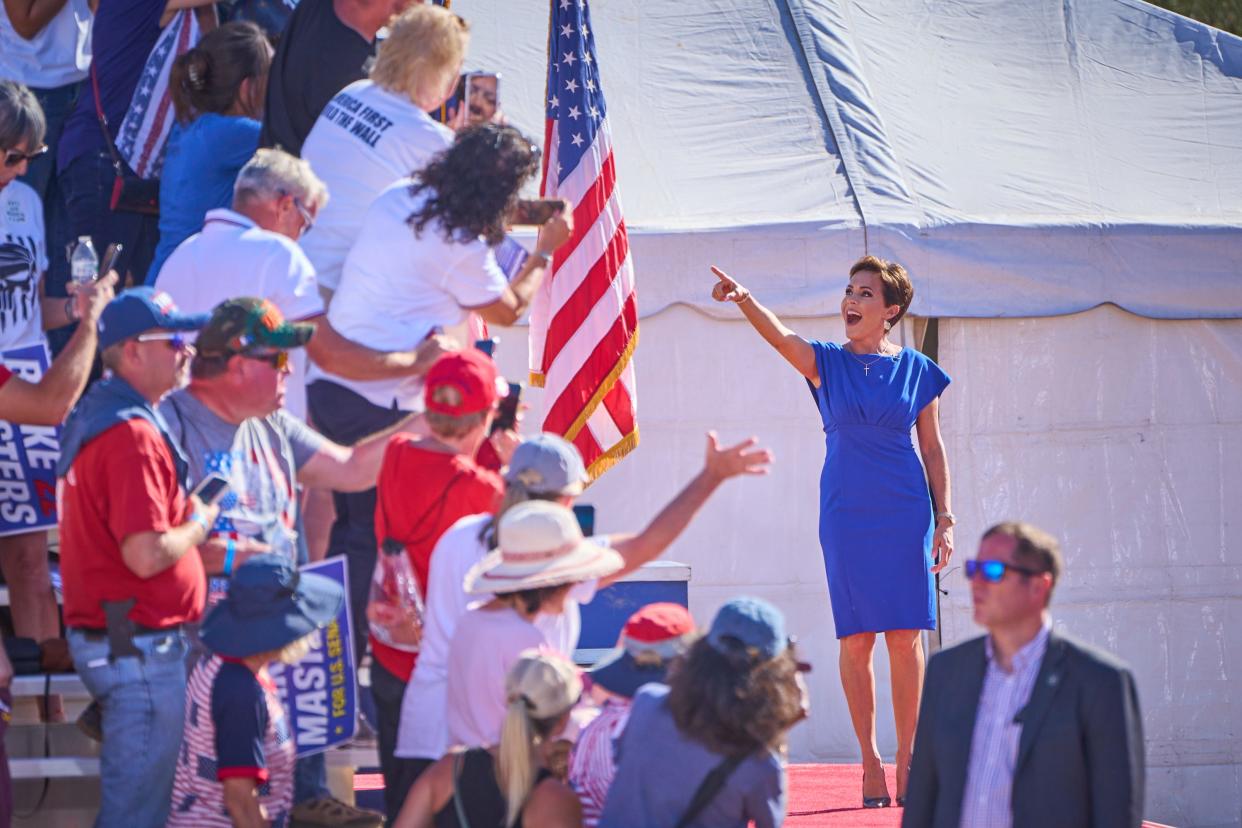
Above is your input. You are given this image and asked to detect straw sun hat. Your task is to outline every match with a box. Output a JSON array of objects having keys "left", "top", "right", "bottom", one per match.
[{"left": 464, "top": 501, "right": 622, "bottom": 595}]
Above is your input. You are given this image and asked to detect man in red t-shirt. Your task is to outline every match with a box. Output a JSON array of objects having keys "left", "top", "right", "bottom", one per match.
[
  {"left": 56, "top": 287, "right": 219, "bottom": 828},
  {"left": 369, "top": 349, "right": 516, "bottom": 822}
]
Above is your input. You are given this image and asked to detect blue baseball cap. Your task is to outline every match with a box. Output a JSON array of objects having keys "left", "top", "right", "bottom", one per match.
[
  {"left": 504, "top": 433, "right": 589, "bottom": 496},
  {"left": 706, "top": 597, "right": 787, "bottom": 661},
  {"left": 97, "top": 287, "right": 209, "bottom": 350}
]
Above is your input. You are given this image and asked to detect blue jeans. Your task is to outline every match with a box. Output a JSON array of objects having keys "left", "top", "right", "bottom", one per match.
[{"left": 67, "top": 628, "right": 189, "bottom": 828}]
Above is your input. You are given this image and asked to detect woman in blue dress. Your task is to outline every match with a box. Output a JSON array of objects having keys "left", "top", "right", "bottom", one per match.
[{"left": 710, "top": 256, "right": 954, "bottom": 808}]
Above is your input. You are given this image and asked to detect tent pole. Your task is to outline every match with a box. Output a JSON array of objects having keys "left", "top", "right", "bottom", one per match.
[{"left": 915, "top": 317, "right": 944, "bottom": 654}]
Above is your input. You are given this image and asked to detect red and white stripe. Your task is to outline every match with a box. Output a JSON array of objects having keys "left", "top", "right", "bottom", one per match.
[{"left": 531, "top": 113, "right": 639, "bottom": 479}]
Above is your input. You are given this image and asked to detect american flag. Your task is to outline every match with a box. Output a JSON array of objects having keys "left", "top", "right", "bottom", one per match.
[
  {"left": 530, "top": 0, "right": 639, "bottom": 479},
  {"left": 116, "top": 10, "right": 201, "bottom": 179}
]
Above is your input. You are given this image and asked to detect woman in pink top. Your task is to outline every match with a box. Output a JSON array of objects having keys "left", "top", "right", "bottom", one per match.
[{"left": 443, "top": 501, "right": 623, "bottom": 752}]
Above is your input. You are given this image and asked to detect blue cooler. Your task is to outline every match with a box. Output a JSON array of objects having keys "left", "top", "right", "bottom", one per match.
[{"left": 574, "top": 560, "right": 690, "bottom": 666}]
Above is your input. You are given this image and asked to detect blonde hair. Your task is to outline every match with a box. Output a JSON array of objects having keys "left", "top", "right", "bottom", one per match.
[
  {"left": 370, "top": 5, "right": 469, "bottom": 106},
  {"left": 249, "top": 632, "right": 317, "bottom": 666},
  {"left": 497, "top": 651, "right": 581, "bottom": 827},
  {"left": 234, "top": 148, "right": 329, "bottom": 212}
]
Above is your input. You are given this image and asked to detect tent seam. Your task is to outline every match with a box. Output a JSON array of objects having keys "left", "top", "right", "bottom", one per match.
[{"left": 777, "top": 0, "right": 872, "bottom": 250}]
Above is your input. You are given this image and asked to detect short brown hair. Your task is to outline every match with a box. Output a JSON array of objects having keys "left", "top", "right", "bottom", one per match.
[
  {"left": 850, "top": 255, "right": 914, "bottom": 325},
  {"left": 983, "top": 521, "right": 1063, "bottom": 594}
]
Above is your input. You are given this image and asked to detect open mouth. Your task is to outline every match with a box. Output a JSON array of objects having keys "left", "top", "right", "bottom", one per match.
[{"left": 844, "top": 310, "right": 863, "bottom": 325}]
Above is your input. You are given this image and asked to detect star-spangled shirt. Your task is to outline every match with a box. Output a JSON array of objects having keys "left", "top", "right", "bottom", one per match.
[{"left": 546, "top": 0, "right": 609, "bottom": 186}]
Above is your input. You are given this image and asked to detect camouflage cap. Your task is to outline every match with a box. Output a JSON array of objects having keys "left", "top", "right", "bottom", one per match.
[{"left": 195, "top": 298, "right": 314, "bottom": 358}]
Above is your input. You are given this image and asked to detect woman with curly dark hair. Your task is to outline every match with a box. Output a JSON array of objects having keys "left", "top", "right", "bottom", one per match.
[
  {"left": 306, "top": 125, "right": 572, "bottom": 795},
  {"left": 598, "top": 597, "right": 807, "bottom": 828}
]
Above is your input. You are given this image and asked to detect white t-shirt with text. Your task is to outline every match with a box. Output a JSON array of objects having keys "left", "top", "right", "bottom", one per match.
[
  {"left": 315, "top": 183, "right": 509, "bottom": 411},
  {"left": 300, "top": 80, "right": 453, "bottom": 292},
  {"left": 154, "top": 208, "right": 325, "bottom": 420},
  {"left": 0, "top": 180, "right": 49, "bottom": 352}
]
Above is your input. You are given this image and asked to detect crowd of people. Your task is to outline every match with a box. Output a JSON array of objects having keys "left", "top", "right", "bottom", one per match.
[{"left": 0, "top": 1, "right": 1150, "bottom": 827}]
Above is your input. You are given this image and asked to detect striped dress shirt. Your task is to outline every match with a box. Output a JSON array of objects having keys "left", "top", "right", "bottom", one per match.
[{"left": 959, "top": 622, "right": 1051, "bottom": 828}]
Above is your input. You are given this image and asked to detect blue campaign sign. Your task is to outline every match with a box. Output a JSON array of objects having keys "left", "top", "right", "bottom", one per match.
[
  {"left": 0, "top": 344, "right": 60, "bottom": 537},
  {"left": 268, "top": 557, "right": 357, "bottom": 758}
]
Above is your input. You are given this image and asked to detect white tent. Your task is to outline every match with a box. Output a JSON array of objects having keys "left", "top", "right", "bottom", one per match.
[{"left": 456, "top": 1, "right": 1242, "bottom": 825}]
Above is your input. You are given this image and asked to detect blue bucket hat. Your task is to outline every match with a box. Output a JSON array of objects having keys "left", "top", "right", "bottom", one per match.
[
  {"left": 706, "top": 597, "right": 787, "bottom": 662},
  {"left": 589, "top": 603, "right": 696, "bottom": 698},
  {"left": 97, "top": 286, "right": 209, "bottom": 350},
  {"left": 199, "top": 554, "right": 344, "bottom": 659},
  {"left": 504, "top": 433, "right": 589, "bottom": 496}
]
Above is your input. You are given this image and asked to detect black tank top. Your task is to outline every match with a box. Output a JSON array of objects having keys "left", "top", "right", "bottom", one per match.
[{"left": 433, "top": 748, "right": 554, "bottom": 828}]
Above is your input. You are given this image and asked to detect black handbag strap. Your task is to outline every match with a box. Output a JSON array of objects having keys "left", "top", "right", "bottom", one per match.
[{"left": 674, "top": 752, "right": 747, "bottom": 828}]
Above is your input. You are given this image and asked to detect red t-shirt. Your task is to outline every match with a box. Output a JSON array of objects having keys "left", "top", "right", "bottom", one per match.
[
  {"left": 373, "top": 435, "right": 503, "bottom": 681},
  {"left": 59, "top": 420, "right": 206, "bottom": 629},
  {"left": 0, "top": 365, "right": 12, "bottom": 388}
]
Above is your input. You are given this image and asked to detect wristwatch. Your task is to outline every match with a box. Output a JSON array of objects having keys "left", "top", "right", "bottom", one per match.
[
  {"left": 935, "top": 511, "right": 957, "bottom": 526},
  {"left": 529, "top": 249, "right": 554, "bottom": 266}
]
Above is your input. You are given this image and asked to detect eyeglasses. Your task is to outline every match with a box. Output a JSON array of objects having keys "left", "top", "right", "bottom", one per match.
[
  {"left": 135, "top": 332, "right": 192, "bottom": 351},
  {"left": 293, "top": 198, "right": 314, "bottom": 233},
  {"left": 965, "top": 558, "right": 1045, "bottom": 583},
  {"left": 3, "top": 145, "right": 47, "bottom": 168},
  {"left": 241, "top": 349, "right": 289, "bottom": 371}
]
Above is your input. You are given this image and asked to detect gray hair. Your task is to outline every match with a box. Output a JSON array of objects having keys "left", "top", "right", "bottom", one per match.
[
  {"left": 232, "top": 148, "right": 328, "bottom": 211},
  {"left": 0, "top": 81, "right": 46, "bottom": 153}
]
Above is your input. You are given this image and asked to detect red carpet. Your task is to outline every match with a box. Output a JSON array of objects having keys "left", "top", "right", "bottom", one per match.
[
  {"left": 357, "top": 763, "right": 1172, "bottom": 827},
  {"left": 785, "top": 764, "right": 902, "bottom": 827}
]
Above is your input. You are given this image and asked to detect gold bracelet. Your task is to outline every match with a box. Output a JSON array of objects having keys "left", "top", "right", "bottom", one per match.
[{"left": 736, "top": 292, "right": 753, "bottom": 305}]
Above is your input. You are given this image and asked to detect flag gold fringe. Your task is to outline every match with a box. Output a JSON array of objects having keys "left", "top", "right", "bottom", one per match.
[
  {"left": 562, "top": 326, "right": 638, "bottom": 444},
  {"left": 529, "top": 371, "right": 546, "bottom": 388},
  {"left": 586, "top": 428, "right": 639, "bottom": 483}
]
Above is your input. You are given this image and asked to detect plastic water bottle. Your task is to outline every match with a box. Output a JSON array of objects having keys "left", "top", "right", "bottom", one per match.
[
  {"left": 70, "top": 237, "right": 98, "bottom": 285},
  {"left": 368, "top": 538, "right": 425, "bottom": 652}
]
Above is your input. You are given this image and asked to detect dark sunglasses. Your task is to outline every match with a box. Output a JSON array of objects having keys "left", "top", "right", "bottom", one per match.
[
  {"left": 242, "top": 349, "right": 289, "bottom": 371},
  {"left": 965, "top": 558, "right": 1045, "bottom": 583},
  {"left": 3, "top": 145, "right": 48, "bottom": 168}
]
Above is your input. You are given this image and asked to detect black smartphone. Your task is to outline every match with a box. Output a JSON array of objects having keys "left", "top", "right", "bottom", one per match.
[
  {"left": 572, "top": 504, "right": 596, "bottom": 537},
  {"left": 474, "top": 338, "right": 498, "bottom": 357},
  {"left": 99, "top": 242, "right": 123, "bottom": 277},
  {"left": 511, "top": 198, "right": 567, "bottom": 227},
  {"left": 190, "top": 473, "right": 230, "bottom": 506},
  {"left": 491, "top": 382, "right": 522, "bottom": 434}
]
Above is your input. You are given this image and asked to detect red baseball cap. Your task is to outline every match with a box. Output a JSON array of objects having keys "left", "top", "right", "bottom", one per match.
[{"left": 424, "top": 350, "right": 504, "bottom": 415}]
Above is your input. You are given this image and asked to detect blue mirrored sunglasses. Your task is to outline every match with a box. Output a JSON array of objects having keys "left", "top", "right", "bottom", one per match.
[{"left": 964, "top": 558, "right": 1044, "bottom": 583}]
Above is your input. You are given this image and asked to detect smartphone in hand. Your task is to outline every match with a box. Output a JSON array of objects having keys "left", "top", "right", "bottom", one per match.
[
  {"left": 191, "top": 473, "right": 231, "bottom": 507},
  {"left": 99, "top": 243, "right": 123, "bottom": 278},
  {"left": 511, "top": 198, "right": 567, "bottom": 227}
]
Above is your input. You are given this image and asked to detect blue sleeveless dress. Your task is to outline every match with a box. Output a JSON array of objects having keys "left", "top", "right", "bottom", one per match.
[{"left": 807, "top": 341, "right": 950, "bottom": 638}]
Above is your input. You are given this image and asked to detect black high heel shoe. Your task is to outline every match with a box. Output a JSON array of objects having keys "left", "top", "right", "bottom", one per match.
[{"left": 862, "top": 769, "right": 891, "bottom": 808}]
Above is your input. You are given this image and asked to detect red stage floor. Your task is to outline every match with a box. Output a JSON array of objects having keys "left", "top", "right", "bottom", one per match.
[{"left": 358, "top": 763, "right": 1172, "bottom": 827}]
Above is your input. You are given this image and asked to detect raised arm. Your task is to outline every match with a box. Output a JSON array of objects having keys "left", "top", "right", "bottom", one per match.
[
  {"left": 915, "top": 397, "right": 953, "bottom": 573},
  {"left": 710, "top": 266, "right": 817, "bottom": 384},
  {"left": 601, "top": 431, "right": 772, "bottom": 587},
  {"left": 0, "top": 272, "right": 116, "bottom": 426},
  {"left": 472, "top": 209, "right": 574, "bottom": 327}
]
